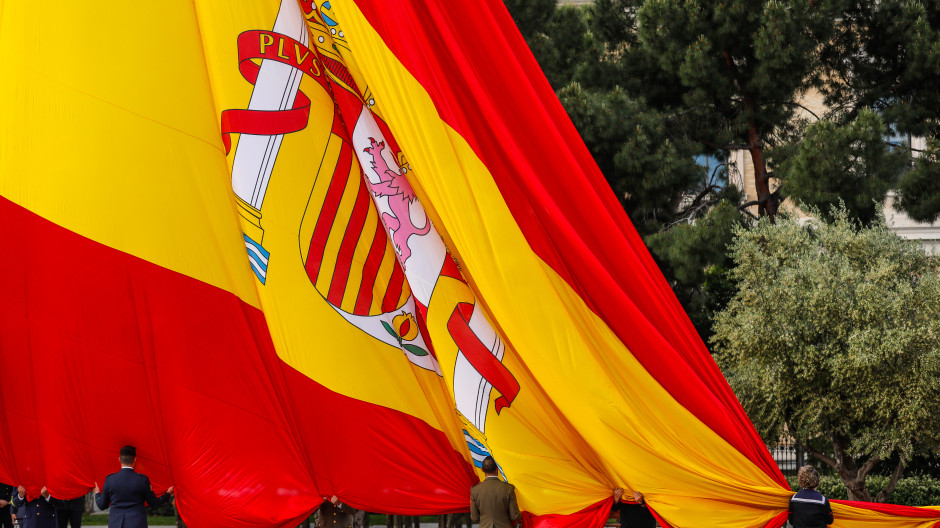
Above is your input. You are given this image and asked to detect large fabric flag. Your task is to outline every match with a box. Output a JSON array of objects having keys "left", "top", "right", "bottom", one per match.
[
  {"left": 2, "top": 1, "right": 940, "bottom": 527},
  {"left": 321, "top": 1, "right": 940, "bottom": 527},
  {"left": 0, "top": 1, "right": 476, "bottom": 526}
]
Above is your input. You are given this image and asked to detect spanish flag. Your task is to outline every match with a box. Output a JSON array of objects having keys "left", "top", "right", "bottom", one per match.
[
  {"left": 0, "top": 1, "right": 474, "bottom": 525},
  {"left": 2, "top": 1, "right": 939, "bottom": 528}
]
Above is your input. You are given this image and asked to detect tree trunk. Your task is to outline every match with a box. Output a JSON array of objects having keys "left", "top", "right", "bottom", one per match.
[
  {"left": 831, "top": 432, "right": 877, "bottom": 502},
  {"left": 744, "top": 95, "right": 778, "bottom": 222}
]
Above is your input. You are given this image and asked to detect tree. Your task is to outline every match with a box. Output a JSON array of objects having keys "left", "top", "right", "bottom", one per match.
[
  {"left": 632, "top": 0, "right": 842, "bottom": 220},
  {"left": 774, "top": 109, "right": 909, "bottom": 225},
  {"left": 896, "top": 138, "right": 940, "bottom": 223},
  {"left": 504, "top": 0, "right": 744, "bottom": 339},
  {"left": 711, "top": 207, "right": 940, "bottom": 502},
  {"left": 590, "top": 0, "right": 940, "bottom": 225},
  {"left": 790, "top": 0, "right": 940, "bottom": 225},
  {"left": 502, "top": 0, "right": 593, "bottom": 91},
  {"left": 819, "top": 1, "right": 940, "bottom": 142},
  {"left": 502, "top": 0, "right": 940, "bottom": 340}
]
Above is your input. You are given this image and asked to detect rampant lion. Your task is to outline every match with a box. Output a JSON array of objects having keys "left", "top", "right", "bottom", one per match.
[{"left": 363, "top": 137, "right": 431, "bottom": 265}]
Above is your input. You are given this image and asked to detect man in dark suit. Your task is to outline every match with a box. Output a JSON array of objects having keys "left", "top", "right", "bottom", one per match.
[
  {"left": 470, "top": 457, "right": 520, "bottom": 528},
  {"left": 54, "top": 497, "right": 84, "bottom": 528},
  {"left": 612, "top": 488, "right": 656, "bottom": 528},
  {"left": 0, "top": 482, "right": 14, "bottom": 528},
  {"left": 93, "top": 446, "right": 174, "bottom": 528},
  {"left": 12, "top": 486, "right": 56, "bottom": 528}
]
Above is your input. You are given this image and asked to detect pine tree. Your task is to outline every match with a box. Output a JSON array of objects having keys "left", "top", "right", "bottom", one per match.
[{"left": 504, "top": 0, "right": 940, "bottom": 340}]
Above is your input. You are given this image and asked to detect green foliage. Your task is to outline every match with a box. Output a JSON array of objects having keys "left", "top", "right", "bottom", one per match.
[
  {"left": 816, "top": 0, "right": 940, "bottom": 221},
  {"left": 532, "top": 7, "right": 597, "bottom": 89},
  {"left": 713, "top": 208, "right": 940, "bottom": 499},
  {"left": 896, "top": 139, "right": 940, "bottom": 223},
  {"left": 505, "top": 2, "right": 597, "bottom": 90},
  {"left": 588, "top": 0, "right": 637, "bottom": 46},
  {"left": 774, "top": 110, "right": 909, "bottom": 225},
  {"left": 892, "top": 475, "right": 940, "bottom": 507},
  {"left": 557, "top": 84, "right": 703, "bottom": 233},
  {"left": 635, "top": 0, "right": 835, "bottom": 138},
  {"left": 820, "top": 1, "right": 940, "bottom": 139},
  {"left": 502, "top": 0, "right": 555, "bottom": 38},
  {"left": 148, "top": 499, "right": 177, "bottom": 517},
  {"left": 646, "top": 200, "right": 743, "bottom": 337},
  {"left": 785, "top": 474, "right": 940, "bottom": 506}
]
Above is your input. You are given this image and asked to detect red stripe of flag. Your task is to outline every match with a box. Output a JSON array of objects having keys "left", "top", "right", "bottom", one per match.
[
  {"left": 381, "top": 259, "right": 406, "bottom": 313},
  {"left": 354, "top": 222, "right": 388, "bottom": 315},
  {"left": 0, "top": 194, "right": 478, "bottom": 526},
  {"left": 306, "top": 142, "right": 354, "bottom": 281},
  {"left": 327, "top": 176, "right": 371, "bottom": 307}
]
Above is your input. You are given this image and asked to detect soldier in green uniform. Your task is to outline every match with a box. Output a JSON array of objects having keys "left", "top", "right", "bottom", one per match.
[{"left": 470, "top": 457, "right": 520, "bottom": 528}]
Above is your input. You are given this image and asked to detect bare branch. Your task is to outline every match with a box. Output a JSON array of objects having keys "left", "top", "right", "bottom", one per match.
[
  {"left": 857, "top": 455, "right": 881, "bottom": 481},
  {"left": 795, "top": 438, "right": 837, "bottom": 469},
  {"left": 765, "top": 100, "right": 822, "bottom": 121},
  {"left": 678, "top": 185, "right": 719, "bottom": 215},
  {"left": 707, "top": 162, "right": 729, "bottom": 187},
  {"left": 740, "top": 209, "right": 759, "bottom": 221},
  {"left": 697, "top": 139, "right": 750, "bottom": 150},
  {"left": 875, "top": 459, "right": 906, "bottom": 503},
  {"left": 885, "top": 142, "right": 927, "bottom": 154},
  {"left": 665, "top": 188, "right": 723, "bottom": 229}
]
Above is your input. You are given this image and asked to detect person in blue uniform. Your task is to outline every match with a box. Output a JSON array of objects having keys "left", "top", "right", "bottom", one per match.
[
  {"left": 93, "top": 446, "right": 174, "bottom": 528},
  {"left": 612, "top": 488, "right": 656, "bottom": 528},
  {"left": 789, "top": 465, "right": 833, "bottom": 528},
  {"left": 54, "top": 497, "right": 84, "bottom": 528},
  {"left": 0, "top": 483, "right": 13, "bottom": 528},
  {"left": 10, "top": 487, "right": 27, "bottom": 528},
  {"left": 11, "top": 486, "right": 56, "bottom": 528}
]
